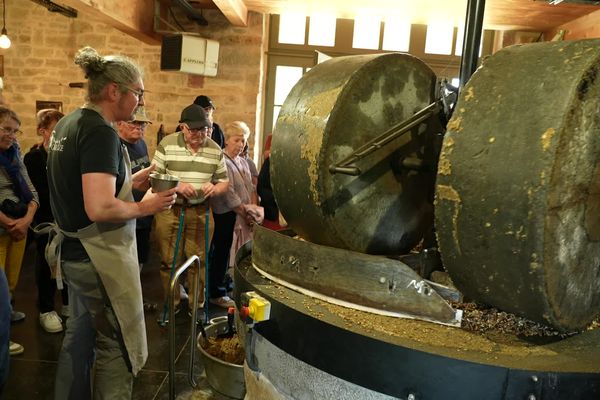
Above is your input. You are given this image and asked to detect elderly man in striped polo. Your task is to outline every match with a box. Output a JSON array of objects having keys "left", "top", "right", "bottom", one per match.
[{"left": 152, "top": 104, "right": 229, "bottom": 318}]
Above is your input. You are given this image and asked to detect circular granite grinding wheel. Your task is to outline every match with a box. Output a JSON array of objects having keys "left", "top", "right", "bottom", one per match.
[
  {"left": 271, "top": 53, "right": 443, "bottom": 255},
  {"left": 435, "top": 39, "right": 600, "bottom": 331}
]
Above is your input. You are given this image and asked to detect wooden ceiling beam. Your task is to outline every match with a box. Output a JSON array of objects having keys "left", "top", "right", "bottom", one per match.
[
  {"left": 212, "top": 0, "right": 248, "bottom": 27},
  {"left": 57, "top": 0, "right": 161, "bottom": 45}
]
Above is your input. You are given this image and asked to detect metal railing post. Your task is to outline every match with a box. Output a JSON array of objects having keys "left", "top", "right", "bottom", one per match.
[{"left": 168, "top": 255, "right": 201, "bottom": 400}]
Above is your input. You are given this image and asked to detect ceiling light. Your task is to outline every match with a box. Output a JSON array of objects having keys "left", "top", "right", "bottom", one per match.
[{"left": 0, "top": 0, "right": 10, "bottom": 49}]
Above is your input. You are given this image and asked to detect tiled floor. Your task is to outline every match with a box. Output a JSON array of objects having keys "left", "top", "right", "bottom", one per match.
[{"left": 4, "top": 240, "right": 233, "bottom": 400}]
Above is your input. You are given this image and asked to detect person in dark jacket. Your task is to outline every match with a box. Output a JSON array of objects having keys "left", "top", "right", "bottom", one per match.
[
  {"left": 116, "top": 106, "right": 157, "bottom": 312},
  {"left": 194, "top": 95, "right": 225, "bottom": 148},
  {"left": 24, "top": 108, "right": 69, "bottom": 334},
  {"left": 116, "top": 106, "right": 153, "bottom": 268},
  {"left": 257, "top": 134, "right": 284, "bottom": 230}
]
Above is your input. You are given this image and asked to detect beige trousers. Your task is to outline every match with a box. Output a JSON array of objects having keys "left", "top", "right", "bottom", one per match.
[{"left": 153, "top": 204, "right": 213, "bottom": 310}]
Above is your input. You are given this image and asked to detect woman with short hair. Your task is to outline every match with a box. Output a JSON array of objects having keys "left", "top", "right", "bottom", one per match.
[
  {"left": 0, "top": 106, "right": 39, "bottom": 356},
  {"left": 209, "top": 121, "right": 263, "bottom": 307}
]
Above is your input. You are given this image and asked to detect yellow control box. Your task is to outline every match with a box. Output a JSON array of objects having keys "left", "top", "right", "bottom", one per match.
[{"left": 243, "top": 291, "right": 271, "bottom": 322}]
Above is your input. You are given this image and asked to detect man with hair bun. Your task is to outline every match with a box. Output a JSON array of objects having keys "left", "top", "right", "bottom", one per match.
[{"left": 46, "top": 46, "right": 177, "bottom": 399}]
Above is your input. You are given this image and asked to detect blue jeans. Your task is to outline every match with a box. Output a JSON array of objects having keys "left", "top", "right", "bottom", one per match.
[
  {"left": 0, "top": 269, "right": 10, "bottom": 396},
  {"left": 54, "top": 259, "right": 132, "bottom": 400}
]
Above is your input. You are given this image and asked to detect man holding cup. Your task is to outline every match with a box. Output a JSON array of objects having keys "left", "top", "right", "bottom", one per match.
[
  {"left": 47, "top": 46, "right": 176, "bottom": 399},
  {"left": 152, "top": 104, "right": 229, "bottom": 319}
]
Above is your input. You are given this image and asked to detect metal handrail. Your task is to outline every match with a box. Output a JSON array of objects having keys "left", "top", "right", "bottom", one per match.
[{"left": 168, "top": 254, "right": 201, "bottom": 400}]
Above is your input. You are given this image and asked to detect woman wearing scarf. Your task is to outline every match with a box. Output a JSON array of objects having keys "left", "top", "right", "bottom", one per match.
[
  {"left": 0, "top": 106, "right": 39, "bottom": 356},
  {"left": 209, "top": 121, "right": 263, "bottom": 308}
]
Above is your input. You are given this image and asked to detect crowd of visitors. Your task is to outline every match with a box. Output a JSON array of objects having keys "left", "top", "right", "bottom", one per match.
[{"left": 0, "top": 46, "right": 281, "bottom": 399}]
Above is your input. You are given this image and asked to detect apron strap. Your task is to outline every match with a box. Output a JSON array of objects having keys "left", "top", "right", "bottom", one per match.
[{"left": 33, "top": 222, "right": 65, "bottom": 290}]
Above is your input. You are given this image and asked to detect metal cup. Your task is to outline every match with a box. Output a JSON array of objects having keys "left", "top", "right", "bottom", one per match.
[{"left": 149, "top": 173, "right": 180, "bottom": 192}]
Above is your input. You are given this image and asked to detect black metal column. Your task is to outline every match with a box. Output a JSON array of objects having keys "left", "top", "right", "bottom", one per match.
[{"left": 459, "top": 0, "right": 486, "bottom": 89}]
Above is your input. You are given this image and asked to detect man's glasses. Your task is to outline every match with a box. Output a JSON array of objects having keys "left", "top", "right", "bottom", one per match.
[
  {"left": 0, "top": 127, "right": 22, "bottom": 136},
  {"left": 127, "top": 121, "right": 148, "bottom": 130},
  {"left": 122, "top": 85, "right": 145, "bottom": 101},
  {"left": 185, "top": 125, "right": 209, "bottom": 134}
]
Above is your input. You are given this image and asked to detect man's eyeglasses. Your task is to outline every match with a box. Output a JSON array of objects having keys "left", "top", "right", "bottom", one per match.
[
  {"left": 185, "top": 125, "right": 209, "bottom": 134},
  {"left": 122, "top": 85, "right": 145, "bottom": 100},
  {"left": 127, "top": 121, "right": 148, "bottom": 130},
  {"left": 0, "top": 127, "right": 22, "bottom": 136}
]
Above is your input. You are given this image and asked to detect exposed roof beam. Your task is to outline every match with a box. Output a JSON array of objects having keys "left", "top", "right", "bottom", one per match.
[
  {"left": 57, "top": 0, "right": 161, "bottom": 45},
  {"left": 212, "top": 0, "right": 248, "bottom": 26}
]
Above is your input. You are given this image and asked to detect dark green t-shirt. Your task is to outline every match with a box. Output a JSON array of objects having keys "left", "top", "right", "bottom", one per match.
[{"left": 47, "top": 108, "right": 125, "bottom": 259}]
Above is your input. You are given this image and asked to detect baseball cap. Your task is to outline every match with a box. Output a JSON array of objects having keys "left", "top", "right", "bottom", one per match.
[
  {"left": 131, "top": 106, "right": 152, "bottom": 124},
  {"left": 179, "top": 104, "right": 210, "bottom": 129},
  {"left": 193, "top": 95, "right": 216, "bottom": 110}
]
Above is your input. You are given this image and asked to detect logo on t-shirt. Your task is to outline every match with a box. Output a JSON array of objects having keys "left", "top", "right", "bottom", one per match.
[{"left": 49, "top": 136, "right": 67, "bottom": 152}]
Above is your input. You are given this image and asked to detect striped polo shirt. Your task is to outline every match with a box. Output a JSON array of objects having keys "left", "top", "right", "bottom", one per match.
[{"left": 153, "top": 132, "right": 228, "bottom": 205}]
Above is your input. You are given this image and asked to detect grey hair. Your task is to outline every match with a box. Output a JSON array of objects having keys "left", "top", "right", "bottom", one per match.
[
  {"left": 74, "top": 46, "right": 143, "bottom": 102},
  {"left": 0, "top": 106, "right": 20, "bottom": 126},
  {"left": 224, "top": 121, "right": 250, "bottom": 141}
]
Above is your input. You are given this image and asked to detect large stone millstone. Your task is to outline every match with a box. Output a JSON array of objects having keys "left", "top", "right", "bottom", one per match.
[
  {"left": 271, "top": 53, "right": 442, "bottom": 255},
  {"left": 435, "top": 39, "right": 600, "bottom": 331}
]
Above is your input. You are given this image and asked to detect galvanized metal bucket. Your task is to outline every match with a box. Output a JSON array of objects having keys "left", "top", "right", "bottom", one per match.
[{"left": 197, "top": 316, "right": 246, "bottom": 399}]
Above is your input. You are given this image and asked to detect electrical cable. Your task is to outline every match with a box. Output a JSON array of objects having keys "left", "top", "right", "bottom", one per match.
[{"left": 168, "top": 6, "right": 186, "bottom": 31}]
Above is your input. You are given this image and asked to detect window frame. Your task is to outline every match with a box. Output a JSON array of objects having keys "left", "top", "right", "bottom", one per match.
[{"left": 262, "top": 14, "right": 495, "bottom": 155}]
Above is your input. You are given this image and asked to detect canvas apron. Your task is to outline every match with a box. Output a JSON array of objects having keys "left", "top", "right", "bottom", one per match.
[{"left": 41, "top": 146, "right": 147, "bottom": 375}]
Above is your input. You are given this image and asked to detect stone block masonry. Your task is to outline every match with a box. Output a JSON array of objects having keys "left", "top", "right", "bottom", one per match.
[{"left": 0, "top": 0, "right": 265, "bottom": 158}]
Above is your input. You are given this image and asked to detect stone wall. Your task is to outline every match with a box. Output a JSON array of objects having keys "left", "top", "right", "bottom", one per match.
[{"left": 0, "top": 0, "right": 265, "bottom": 158}]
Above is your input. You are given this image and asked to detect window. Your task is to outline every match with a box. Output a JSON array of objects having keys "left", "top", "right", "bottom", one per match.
[
  {"left": 382, "top": 18, "right": 411, "bottom": 52},
  {"left": 308, "top": 14, "right": 336, "bottom": 47},
  {"left": 353, "top": 15, "right": 381, "bottom": 50},
  {"left": 424, "top": 22, "right": 454, "bottom": 55},
  {"left": 274, "top": 66, "right": 303, "bottom": 105},
  {"left": 272, "top": 106, "right": 281, "bottom": 131},
  {"left": 454, "top": 25, "right": 483, "bottom": 56},
  {"left": 279, "top": 13, "right": 306, "bottom": 45},
  {"left": 272, "top": 65, "right": 304, "bottom": 130},
  {"left": 265, "top": 15, "right": 494, "bottom": 150}
]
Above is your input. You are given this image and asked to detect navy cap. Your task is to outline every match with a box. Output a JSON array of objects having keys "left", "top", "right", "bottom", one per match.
[
  {"left": 179, "top": 104, "right": 210, "bottom": 129},
  {"left": 193, "top": 95, "right": 216, "bottom": 110}
]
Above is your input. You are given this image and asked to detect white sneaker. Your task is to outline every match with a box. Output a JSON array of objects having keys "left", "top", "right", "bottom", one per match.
[
  {"left": 10, "top": 310, "right": 25, "bottom": 323},
  {"left": 39, "top": 311, "right": 64, "bottom": 333},
  {"left": 9, "top": 341, "right": 24, "bottom": 355}
]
